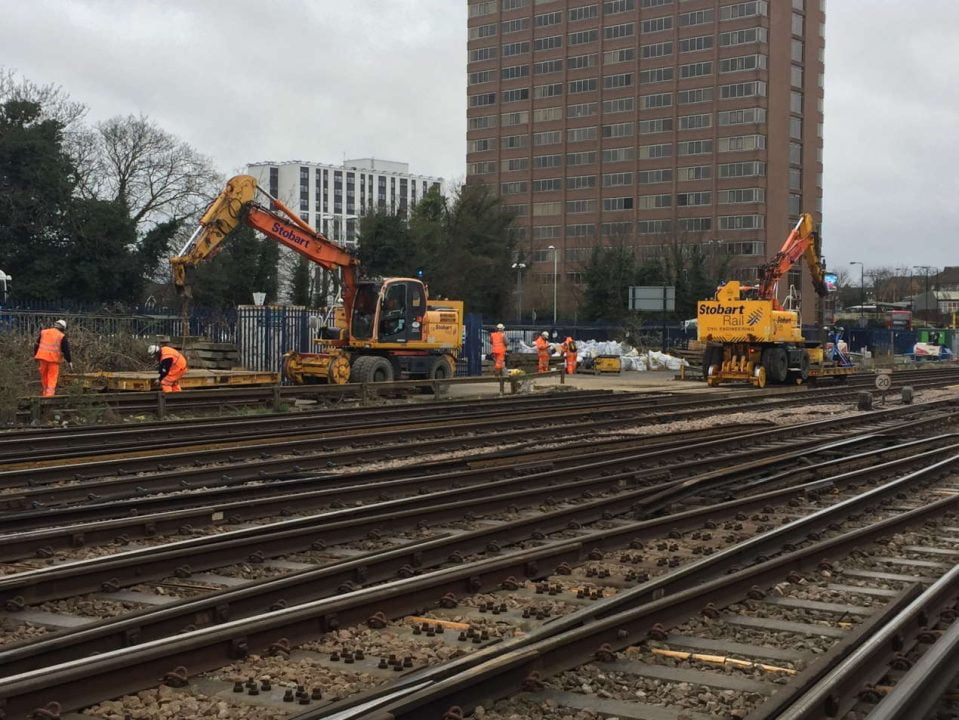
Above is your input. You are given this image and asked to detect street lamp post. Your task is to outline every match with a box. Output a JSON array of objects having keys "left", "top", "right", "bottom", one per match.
[
  {"left": 511, "top": 262, "right": 526, "bottom": 323},
  {"left": 849, "top": 261, "right": 864, "bottom": 322},
  {"left": 913, "top": 265, "right": 937, "bottom": 318},
  {"left": 547, "top": 245, "right": 558, "bottom": 325}
]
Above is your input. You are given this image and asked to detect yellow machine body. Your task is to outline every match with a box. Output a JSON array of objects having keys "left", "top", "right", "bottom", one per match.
[
  {"left": 697, "top": 281, "right": 803, "bottom": 346},
  {"left": 593, "top": 356, "right": 622, "bottom": 373}
]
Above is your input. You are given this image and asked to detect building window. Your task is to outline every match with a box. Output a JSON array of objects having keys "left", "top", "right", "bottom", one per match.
[
  {"left": 568, "top": 54, "right": 598, "bottom": 70},
  {"left": 603, "top": 97, "right": 635, "bottom": 114},
  {"left": 567, "top": 150, "right": 598, "bottom": 166},
  {"left": 789, "top": 168, "right": 802, "bottom": 189},
  {"left": 604, "top": 48, "right": 636, "bottom": 65},
  {"left": 719, "top": 188, "right": 765, "bottom": 204},
  {"left": 568, "top": 4, "right": 599, "bottom": 22},
  {"left": 501, "top": 64, "right": 530, "bottom": 81},
  {"left": 469, "top": 115, "right": 497, "bottom": 130},
  {"left": 469, "top": 1, "right": 496, "bottom": 17},
  {"left": 677, "top": 165, "right": 711, "bottom": 181},
  {"left": 503, "top": 134, "right": 528, "bottom": 148},
  {"left": 639, "top": 143, "right": 673, "bottom": 159},
  {"left": 604, "top": 0, "right": 636, "bottom": 13},
  {"left": 502, "top": 157, "right": 530, "bottom": 172},
  {"left": 720, "top": 1, "right": 768, "bottom": 21},
  {"left": 678, "top": 140, "right": 713, "bottom": 156},
  {"left": 720, "top": 28, "right": 768, "bottom": 47},
  {"left": 603, "top": 171, "right": 634, "bottom": 187},
  {"left": 640, "top": 67, "right": 674, "bottom": 84},
  {"left": 680, "top": 9, "right": 714, "bottom": 27},
  {"left": 534, "top": 34, "right": 564, "bottom": 51},
  {"left": 642, "top": 16, "right": 672, "bottom": 34},
  {"left": 501, "top": 181, "right": 529, "bottom": 195},
  {"left": 469, "top": 23, "right": 496, "bottom": 41},
  {"left": 534, "top": 154, "right": 563, "bottom": 168},
  {"left": 469, "top": 93, "right": 496, "bottom": 107},
  {"left": 569, "top": 78, "right": 599, "bottom": 94},
  {"left": 567, "top": 101, "right": 598, "bottom": 118},
  {"left": 533, "top": 106, "right": 563, "bottom": 122},
  {"left": 468, "top": 161, "right": 497, "bottom": 176},
  {"left": 680, "top": 61, "right": 713, "bottom": 79},
  {"left": 502, "top": 41, "right": 531, "bottom": 57},
  {"left": 535, "top": 10, "right": 562, "bottom": 26},
  {"left": 534, "top": 83, "right": 563, "bottom": 99},
  {"left": 532, "top": 202, "right": 562, "bottom": 216},
  {"left": 790, "top": 116, "right": 803, "bottom": 139},
  {"left": 502, "top": 0, "right": 530, "bottom": 10},
  {"left": 720, "top": 54, "right": 767, "bottom": 73},
  {"left": 569, "top": 29, "right": 599, "bottom": 45},
  {"left": 638, "top": 168, "right": 672, "bottom": 184},
  {"left": 533, "top": 130, "right": 563, "bottom": 146},
  {"left": 502, "top": 18, "right": 530, "bottom": 34},
  {"left": 677, "top": 191, "right": 711, "bottom": 206},
  {"left": 638, "top": 219, "right": 673, "bottom": 234},
  {"left": 470, "top": 46, "right": 497, "bottom": 62},
  {"left": 502, "top": 88, "right": 530, "bottom": 103},
  {"left": 566, "top": 175, "right": 598, "bottom": 190},
  {"left": 678, "top": 87, "right": 714, "bottom": 104},
  {"left": 602, "top": 121, "right": 634, "bottom": 138},
  {"left": 679, "top": 35, "right": 714, "bottom": 53},
  {"left": 717, "top": 134, "right": 765, "bottom": 152},
  {"left": 720, "top": 161, "right": 766, "bottom": 178},
  {"left": 604, "top": 23, "right": 635, "bottom": 41},
  {"left": 567, "top": 126, "right": 598, "bottom": 142},
  {"left": 500, "top": 110, "right": 529, "bottom": 127},
  {"left": 641, "top": 92, "right": 673, "bottom": 109},
  {"left": 567, "top": 199, "right": 598, "bottom": 213},
  {"left": 679, "top": 113, "right": 712, "bottom": 130},
  {"left": 534, "top": 59, "right": 564, "bottom": 74},
  {"left": 602, "top": 146, "right": 635, "bottom": 162},
  {"left": 636, "top": 194, "right": 669, "bottom": 210},
  {"left": 532, "top": 178, "right": 563, "bottom": 192},
  {"left": 720, "top": 81, "right": 767, "bottom": 99},
  {"left": 468, "top": 138, "right": 495, "bottom": 153},
  {"left": 639, "top": 117, "right": 674, "bottom": 134},
  {"left": 642, "top": 41, "right": 673, "bottom": 59},
  {"left": 606, "top": 196, "right": 637, "bottom": 211},
  {"left": 789, "top": 141, "right": 802, "bottom": 165}
]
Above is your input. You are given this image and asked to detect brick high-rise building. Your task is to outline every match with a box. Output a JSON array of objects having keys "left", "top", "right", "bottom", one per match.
[{"left": 466, "top": 0, "right": 825, "bottom": 319}]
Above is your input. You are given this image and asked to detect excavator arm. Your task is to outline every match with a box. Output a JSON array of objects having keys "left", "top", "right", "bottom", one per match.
[
  {"left": 171, "top": 175, "right": 359, "bottom": 310},
  {"left": 757, "top": 213, "right": 828, "bottom": 306}
]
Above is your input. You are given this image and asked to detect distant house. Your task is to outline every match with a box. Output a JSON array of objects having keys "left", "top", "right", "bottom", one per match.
[{"left": 934, "top": 267, "right": 959, "bottom": 292}]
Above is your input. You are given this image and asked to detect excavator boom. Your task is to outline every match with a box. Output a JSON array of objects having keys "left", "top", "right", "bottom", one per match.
[
  {"left": 757, "top": 213, "right": 827, "bottom": 304},
  {"left": 171, "top": 175, "right": 359, "bottom": 310}
]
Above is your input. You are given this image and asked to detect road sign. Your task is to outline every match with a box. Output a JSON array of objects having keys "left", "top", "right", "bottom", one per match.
[
  {"left": 875, "top": 373, "right": 892, "bottom": 391},
  {"left": 629, "top": 286, "right": 675, "bottom": 311}
]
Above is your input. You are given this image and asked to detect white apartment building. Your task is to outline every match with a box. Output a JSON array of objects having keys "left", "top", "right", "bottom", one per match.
[{"left": 247, "top": 158, "right": 445, "bottom": 248}]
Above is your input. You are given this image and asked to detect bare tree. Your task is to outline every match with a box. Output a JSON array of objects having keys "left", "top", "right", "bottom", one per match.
[
  {"left": 0, "top": 68, "right": 86, "bottom": 128},
  {"left": 76, "top": 114, "right": 222, "bottom": 229}
]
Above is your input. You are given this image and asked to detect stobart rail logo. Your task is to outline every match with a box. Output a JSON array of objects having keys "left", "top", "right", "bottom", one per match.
[
  {"left": 272, "top": 222, "right": 311, "bottom": 249},
  {"left": 747, "top": 309, "right": 763, "bottom": 326},
  {"left": 698, "top": 304, "right": 744, "bottom": 315}
]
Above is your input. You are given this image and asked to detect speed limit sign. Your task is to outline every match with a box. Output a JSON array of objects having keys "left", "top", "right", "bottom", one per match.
[{"left": 875, "top": 373, "right": 892, "bottom": 391}]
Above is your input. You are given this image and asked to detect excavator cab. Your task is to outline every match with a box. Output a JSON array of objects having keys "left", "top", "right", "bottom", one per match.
[{"left": 350, "top": 279, "right": 426, "bottom": 344}]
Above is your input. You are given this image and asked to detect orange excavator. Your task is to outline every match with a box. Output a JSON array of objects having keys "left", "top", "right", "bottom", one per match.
[
  {"left": 171, "top": 175, "right": 463, "bottom": 384},
  {"left": 697, "top": 213, "right": 853, "bottom": 387}
]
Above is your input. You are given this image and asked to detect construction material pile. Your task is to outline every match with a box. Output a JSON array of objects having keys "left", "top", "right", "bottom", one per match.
[{"left": 515, "top": 339, "right": 688, "bottom": 372}]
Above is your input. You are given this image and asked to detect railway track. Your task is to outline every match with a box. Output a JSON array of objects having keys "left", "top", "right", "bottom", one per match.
[
  {"left": 2, "top": 379, "right": 959, "bottom": 718},
  {"left": 3, "top": 369, "right": 956, "bottom": 497},
  {"left": 2, "top": 400, "right": 959, "bottom": 716}
]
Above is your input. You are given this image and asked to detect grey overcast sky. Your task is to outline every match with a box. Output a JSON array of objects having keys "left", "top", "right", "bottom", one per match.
[{"left": 2, "top": 0, "right": 957, "bottom": 273}]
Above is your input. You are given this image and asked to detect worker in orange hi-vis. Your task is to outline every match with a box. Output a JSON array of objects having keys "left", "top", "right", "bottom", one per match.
[
  {"left": 560, "top": 336, "right": 578, "bottom": 375},
  {"left": 490, "top": 323, "right": 507, "bottom": 375},
  {"left": 534, "top": 331, "right": 552, "bottom": 373},
  {"left": 33, "top": 319, "right": 73, "bottom": 397},
  {"left": 148, "top": 343, "right": 188, "bottom": 392}
]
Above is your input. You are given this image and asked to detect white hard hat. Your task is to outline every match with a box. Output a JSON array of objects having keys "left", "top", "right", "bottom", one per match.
[
  {"left": 541, "top": 331, "right": 549, "bottom": 337},
  {"left": 54, "top": 319, "right": 67, "bottom": 330},
  {"left": 496, "top": 323, "right": 505, "bottom": 330},
  {"left": 147, "top": 344, "right": 160, "bottom": 355}
]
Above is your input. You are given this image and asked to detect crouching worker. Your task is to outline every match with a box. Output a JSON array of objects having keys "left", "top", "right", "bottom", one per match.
[{"left": 149, "top": 343, "right": 188, "bottom": 392}]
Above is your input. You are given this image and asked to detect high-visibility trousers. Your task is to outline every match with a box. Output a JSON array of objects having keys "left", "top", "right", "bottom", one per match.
[
  {"left": 37, "top": 360, "right": 60, "bottom": 397},
  {"left": 492, "top": 351, "right": 506, "bottom": 373},
  {"left": 537, "top": 352, "right": 550, "bottom": 373},
  {"left": 565, "top": 353, "right": 577, "bottom": 375},
  {"left": 160, "top": 364, "right": 187, "bottom": 393}
]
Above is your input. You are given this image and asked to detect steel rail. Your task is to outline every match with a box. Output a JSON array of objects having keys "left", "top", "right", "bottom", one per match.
[
  {"left": 336, "top": 459, "right": 959, "bottom": 720},
  {"left": 4, "top": 380, "right": 955, "bottom": 493},
  {"left": 4, "top": 395, "right": 953, "bottom": 512},
  {"left": 2, "top": 433, "right": 956, "bottom": 677},
  {"left": 5, "top": 450, "right": 959, "bottom": 717},
  {"left": 762, "top": 562, "right": 959, "bottom": 720}
]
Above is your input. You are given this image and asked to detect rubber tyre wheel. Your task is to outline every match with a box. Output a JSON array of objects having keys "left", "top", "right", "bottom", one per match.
[
  {"left": 799, "top": 352, "right": 811, "bottom": 382},
  {"left": 349, "top": 355, "right": 379, "bottom": 384},
  {"left": 429, "top": 355, "right": 453, "bottom": 380},
  {"left": 763, "top": 348, "right": 789, "bottom": 384},
  {"left": 367, "top": 356, "right": 394, "bottom": 383}
]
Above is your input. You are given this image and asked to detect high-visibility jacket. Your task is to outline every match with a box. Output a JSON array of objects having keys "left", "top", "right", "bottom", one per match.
[
  {"left": 159, "top": 346, "right": 187, "bottom": 379},
  {"left": 534, "top": 336, "right": 550, "bottom": 355},
  {"left": 490, "top": 331, "right": 507, "bottom": 355},
  {"left": 34, "top": 328, "right": 65, "bottom": 362},
  {"left": 560, "top": 337, "right": 577, "bottom": 356}
]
